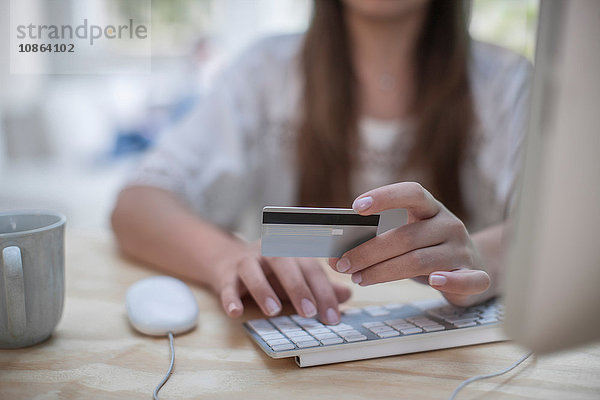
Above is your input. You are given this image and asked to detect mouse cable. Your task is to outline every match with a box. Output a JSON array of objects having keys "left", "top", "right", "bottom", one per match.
[
  {"left": 153, "top": 331, "right": 175, "bottom": 400},
  {"left": 448, "top": 351, "right": 533, "bottom": 400}
]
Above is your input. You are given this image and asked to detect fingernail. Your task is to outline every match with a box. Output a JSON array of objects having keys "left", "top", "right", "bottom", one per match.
[
  {"left": 265, "top": 297, "right": 281, "bottom": 316},
  {"left": 326, "top": 307, "right": 340, "bottom": 325},
  {"left": 429, "top": 274, "right": 447, "bottom": 287},
  {"left": 336, "top": 257, "right": 351, "bottom": 272},
  {"left": 352, "top": 196, "right": 373, "bottom": 212},
  {"left": 351, "top": 272, "right": 362, "bottom": 284},
  {"left": 301, "top": 298, "right": 317, "bottom": 317},
  {"left": 227, "top": 302, "right": 240, "bottom": 314}
]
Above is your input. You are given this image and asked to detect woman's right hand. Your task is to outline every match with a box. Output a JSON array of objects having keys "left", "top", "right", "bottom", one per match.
[{"left": 213, "top": 242, "right": 351, "bottom": 325}]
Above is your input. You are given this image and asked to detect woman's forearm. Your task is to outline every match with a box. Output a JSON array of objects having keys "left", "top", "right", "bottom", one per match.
[{"left": 111, "top": 186, "right": 245, "bottom": 289}]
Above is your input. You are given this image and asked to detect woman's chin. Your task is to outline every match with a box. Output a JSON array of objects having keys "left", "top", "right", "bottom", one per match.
[{"left": 342, "top": 0, "right": 430, "bottom": 21}]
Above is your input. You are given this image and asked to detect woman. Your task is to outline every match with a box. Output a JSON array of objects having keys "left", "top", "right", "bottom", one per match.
[{"left": 112, "top": 0, "right": 530, "bottom": 325}]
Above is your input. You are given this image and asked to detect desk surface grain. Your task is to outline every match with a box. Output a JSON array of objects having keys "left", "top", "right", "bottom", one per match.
[{"left": 1, "top": 231, "right": 599, "bottom": 399}]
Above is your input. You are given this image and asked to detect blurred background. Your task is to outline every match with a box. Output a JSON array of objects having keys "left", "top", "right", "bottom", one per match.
[{"left": 0, "top": 0, "right": 538, "bottom": 232}]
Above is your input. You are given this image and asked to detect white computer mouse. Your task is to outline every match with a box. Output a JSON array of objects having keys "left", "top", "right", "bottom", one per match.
[{"left": 126, "top": 276, "right": 199, "bottom": 336}]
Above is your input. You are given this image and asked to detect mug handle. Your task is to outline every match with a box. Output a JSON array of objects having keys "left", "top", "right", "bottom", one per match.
[{"left": 2, "top": 246, "right": 27, "bottom": 337}]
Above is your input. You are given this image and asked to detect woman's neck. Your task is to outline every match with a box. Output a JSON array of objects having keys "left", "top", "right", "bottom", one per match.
[{"left": 344, "top": 6, "right": 428, "bottom": 119}]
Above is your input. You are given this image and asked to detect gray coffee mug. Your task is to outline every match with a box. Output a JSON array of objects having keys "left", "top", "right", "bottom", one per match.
[{"left": 0, "top": 210, "right": 66, "bottom": 348}]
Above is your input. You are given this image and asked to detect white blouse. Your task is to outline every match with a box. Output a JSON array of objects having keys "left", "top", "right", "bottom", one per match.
[{"left": 126, "top": 34, "right": 531, "bottom": 239}]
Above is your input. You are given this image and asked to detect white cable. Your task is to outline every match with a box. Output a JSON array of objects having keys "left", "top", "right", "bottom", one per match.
[
  {"left": 153, "top": 331, "right": 175, "bottom": 400},
  {"left": 448, "top": 351, "right": 533, "bottom": 400}
]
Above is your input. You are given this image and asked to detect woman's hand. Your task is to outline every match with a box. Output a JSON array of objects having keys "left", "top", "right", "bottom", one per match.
[
  {"left": 214, "top": 242, "right": 351, "bottom": 324},
  {"left": 329, "top": 182, "right": 491, "bottom": 307}
]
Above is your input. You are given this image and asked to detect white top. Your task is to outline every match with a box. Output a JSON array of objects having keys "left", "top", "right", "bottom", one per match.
[{"left": 127, "top": 34, "right": 531, "bottom": 238}]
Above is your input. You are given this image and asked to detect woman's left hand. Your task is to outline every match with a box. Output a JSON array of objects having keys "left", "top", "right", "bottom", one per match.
[{"left": 329, "top": 182, "right": 491, "bottom": 307}]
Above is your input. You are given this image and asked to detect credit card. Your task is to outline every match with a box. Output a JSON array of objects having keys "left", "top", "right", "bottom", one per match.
[{"left": 261, "top": 206, "right": 406, "bottom": 258}]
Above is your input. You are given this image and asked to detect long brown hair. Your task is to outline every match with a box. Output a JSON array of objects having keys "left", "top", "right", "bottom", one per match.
[{"left": 297, "top": 0, "right": 474, "bottom": 221}]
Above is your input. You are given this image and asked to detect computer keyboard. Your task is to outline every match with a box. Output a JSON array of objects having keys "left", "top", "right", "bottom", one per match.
[{"left": 243, "top": 297, "right": 506, "bottom": 367}]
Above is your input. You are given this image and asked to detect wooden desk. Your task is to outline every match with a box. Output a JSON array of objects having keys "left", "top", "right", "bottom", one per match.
[{"left": 1, "top": 231, "right": 599, "bottom": 399}]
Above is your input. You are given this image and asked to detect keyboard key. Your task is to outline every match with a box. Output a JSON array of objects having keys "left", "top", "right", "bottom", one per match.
[
  {"left": 444, "top": 316, "right": 477, "bottom": 324},
  {"left": 335, "top": 330, "right": 355, "bottom": 338},
  {"left": 307, "top": 328, "right": 332, "bottom": 335},
  {"left": 295, "top": 319, "right": 317, "bottom": 325},
  {"left": 320, "top": 337, "right": 344, "bottom": 345},
  {"left": 280, "top": 327, "right": 303, "bottom": 334},
  {"left": 290, "top": 335, "right": 313, "bottom": 344},
  {"left": 296, "top": 340, "right": 320, "bottom": 348},
  {"left": 400, "top": 327, "right": 423, "bottom": 335},
  {"left": 247, "top": 320, "right": 277, "bottom": 335},
  {"left": 453, "top": 320, "right": 477, "bottom": 328},
  {"left": 412, "top": 319, "right": 438, "bottom": 327},
  {"left": 285, "top": 330, "right": 309, "bottom": 338},
  {"left": 293, "top": 316, "right": 319, "bottom": 323},
  {"left": 410, "top": 318, "right": 431, "bottom": 326},
  {"left": 363, "top": 306, "right": 390, "bottom": 317},
  {"left": 391, "top": 323, "right": 416, "bottom": 331},
  {"left": 478, "top": 317, "right": 499, "bottom": 324},
  {"left": 299, "top": 322, "right": 325, "bottom": 329},
  {"left": 368, "top": 326, "right": 395, "bottom": 334},
  {"left": 377, "top": 330, "right": 400, "bottom": 338},
  {"left": 452, "top": 312, "right": 479, "bottom": 320},
  {"left": 345, "top": 335, "right": 368, "bottom": 342},
  {"left": 247, "top": 319, "right": 274, "bottom": 329},
  {"left": 384, "top": 318, "right": 407, "bottom": 326},
  {"left": 290, "top": 315, "right": 307, "bottom": 323},
  {"left": 277, "top": 323, "right": 301, "bottom": 329},
  {"left": 269, "top": 317, "right": 298, "bottom": 330},
  {"left": 422, "top": 325, "right": 445, "bottom": 332},
  {"left": 291, "top": 316, "right": 324, "bottom": 328},
  {"left": 254, "top": 328, "right": 278, "bottom": 335},
  {"left": 313, "top": 332, "right": 339, "bottom": 340},
  {"left": 271, "top": 343, "right": 295, "bottom": 351},
  {"left": 288, "top": 332, "right": 311, "bottom": 339},
  {"left": 338, "top": 330, "right": 362, "bottom": 338},
  {"left": 342, "top": 308, "right": 362, "bottom": 315},
  {"left": 329, "top": 323, "right": 353, "bottom": 332},
  {"left": 266, "top": 338, "right": 293, "bottom": 346},
  {"left": 362, "top": 322, "right": 386, "bottom": 329},
  {"left": 260, "top": 333, "right": 285, "bottom": 340}
]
